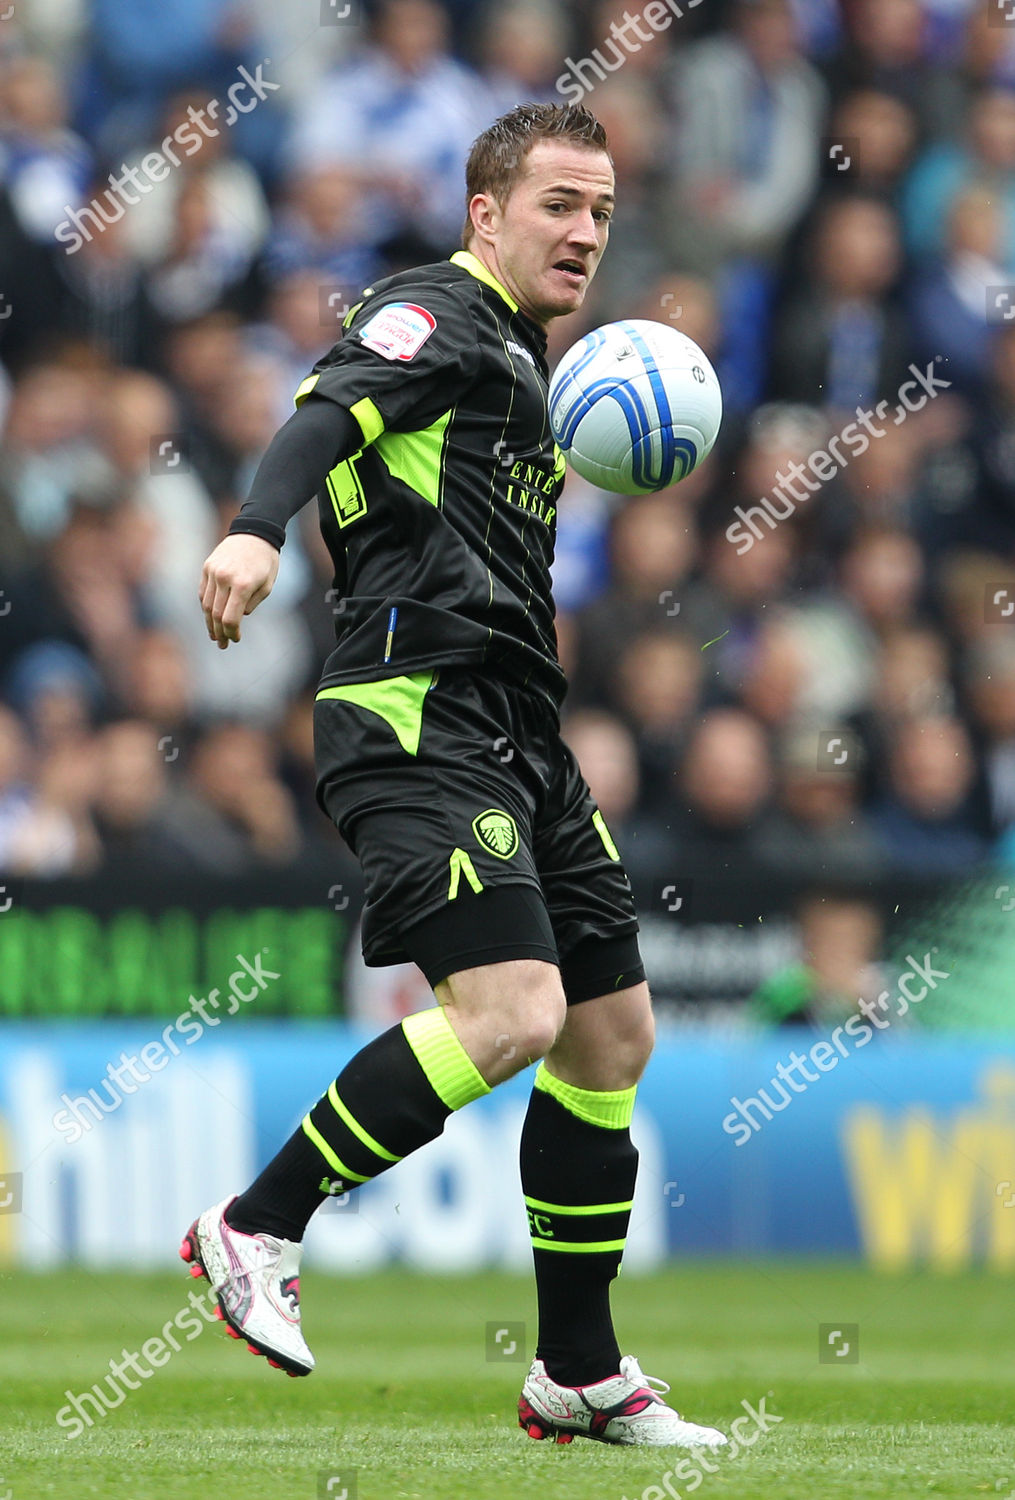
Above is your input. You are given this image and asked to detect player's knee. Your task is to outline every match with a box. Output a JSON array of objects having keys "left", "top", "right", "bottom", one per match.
[
  {"left": 438, "top": 958, "right": 566, "bottom": 1073},
  {"left": 627, "top": 1005, "right": 656, "bottom": 1080},
  {"left": 610, "top": 991, "right": 656, "bottom": 1084},
  {"left": 509, "top": 968, "right": 567, "bottom": 1064}
]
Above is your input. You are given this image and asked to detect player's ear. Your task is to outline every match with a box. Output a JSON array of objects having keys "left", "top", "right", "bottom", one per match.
[{"left": 468, "top": 192, "right": 501, "bottom": 247}]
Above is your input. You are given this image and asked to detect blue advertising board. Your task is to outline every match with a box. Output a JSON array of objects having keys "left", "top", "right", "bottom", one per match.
[{"left": 1, "top": 1022, "right": 1012, "bottom": 1270}]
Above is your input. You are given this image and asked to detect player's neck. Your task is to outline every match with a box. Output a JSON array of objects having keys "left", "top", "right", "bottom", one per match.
[{"left": 460, "top": 244, "right": 548, "bottom": 330}]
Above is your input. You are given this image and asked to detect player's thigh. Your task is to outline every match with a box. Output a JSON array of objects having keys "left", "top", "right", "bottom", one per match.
[
  {"left": 533, "top": 734, "right": 647, "bottom": 1008},
  {"left": 314, "top": 668, "right": 559, "bottom": 987}
]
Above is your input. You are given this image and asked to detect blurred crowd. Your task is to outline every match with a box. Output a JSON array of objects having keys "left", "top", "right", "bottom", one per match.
[{"left": 2, "top": 0, "right": 1015, "bottom": 913}]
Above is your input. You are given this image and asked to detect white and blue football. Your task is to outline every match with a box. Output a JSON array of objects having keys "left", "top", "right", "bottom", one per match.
[{"left": 548, "top": 319, "right": 722, "bottom": 495}]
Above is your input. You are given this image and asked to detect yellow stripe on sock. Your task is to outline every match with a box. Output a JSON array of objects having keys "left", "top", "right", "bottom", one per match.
[
  {"left": 533, "top": 1063, "right": 636, "bottom": 1130},
  {"left": 524, "top": 1194, "right": 634, "bottom": 1216},
  {"left": 402, "top": 1007, "right": 490, "bottom": 1112},
  {"left": 300, "top": 1114, "right": 370, "bottom": 1183},
  {"left": 529, "top": 1237, "right": 629, "bottom": 1253},
  {"left": 326, "top": 1082, "right": 401, "bottom": 1163}
]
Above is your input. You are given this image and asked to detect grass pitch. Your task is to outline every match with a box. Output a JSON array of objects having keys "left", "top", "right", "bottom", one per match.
[{"left": 3, "top": 1262, "right": 1013, "bottom": 1500}]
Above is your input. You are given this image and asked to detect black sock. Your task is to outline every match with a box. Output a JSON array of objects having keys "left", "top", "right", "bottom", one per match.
[
  {"left": 519, "top": 1066, "right": 638, "bottom": 1388},
  {"left": 226, "top": 1006, "right": 489, "bottom": 1241}
]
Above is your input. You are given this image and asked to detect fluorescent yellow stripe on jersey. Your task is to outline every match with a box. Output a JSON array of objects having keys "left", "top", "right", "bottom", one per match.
[
  {"left": 524, "top": 1195, "right": 634, "bottom": 1216},
  {"left": 449, "top": 250, "right": 519, "bottom": 313},
  {"left": 300, "top": 1114, "right": 370, "bottom": 1182},
  {"left": 349, "top": 396, "right": 384, "bottom": 446},
  {"left": 402, "top": 1006, "right": 490, "bottom": 1111},
  {"left": 373, "top": 410, "right": 452, "bottom": 509},
  {"left": 294, "top": 373, "right": 320, "bottom": 407},
  {"left": 326, "top": 1081, "right": 401, "bottom": 1163}
]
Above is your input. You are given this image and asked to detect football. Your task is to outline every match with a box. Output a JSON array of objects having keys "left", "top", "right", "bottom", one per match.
[{"left": 548, "top": 319, "right": 723, "bottom": 495}]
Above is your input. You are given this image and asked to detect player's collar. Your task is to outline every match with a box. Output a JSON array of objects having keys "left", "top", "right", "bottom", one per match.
[
  {"left": 449, "top": 250, "right": 548, "bottom": 354},
  {"left": 449, "top": 250, "right": 519, "bottom": 314}
]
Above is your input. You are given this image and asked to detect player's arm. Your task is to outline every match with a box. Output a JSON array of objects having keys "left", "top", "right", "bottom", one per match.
[{"left": 200, "top": 396, "right": 359, "bottom": 649}]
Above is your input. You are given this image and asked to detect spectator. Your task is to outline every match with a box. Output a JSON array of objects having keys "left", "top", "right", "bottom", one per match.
[
  {"left": 158, "top": 722, "right": 302, "bottom": 872},
  {"left": 75, "top": 0, "right": 268, "bottom": 162},
  {"left": 158, "top": 311, "right": 247, "bottom": 495},
  {"left": 119, "top": 627, "right": 195, "bottom": 745},
  {"left": 608, "top": 628, "right": 702, "bottom": 810},
  {"left": 824, "top": 0, "right": 954, "bottom": 141},
  {"left": 90, "top": 717, "right": 174, "bottom": 865},
  {"left": 476, "top": 0, "right": 570, "bottom": 116},
  {"left": 98, "top": 369, "right": 217, "bottom": 640},
  {"left": 850, "top": 624, "right": 956, "bottom": 804},
  {"left": 872, "top": 715, "right": 987, "bottom": 873},
  {"left": 4, "top": 640, "right": 104, "bottom": 752},
  {"left": 0, "top": 704, "right": 31, "bottom": 867},
  {"left": 737, "top": 617, "right": 809, "bottom": 731},
  {"left": 665, "top": 0, "right": 826, "bottom": 270},
  {"left": 261, "top": 167, "right": 382, "bottom": 292},
  {"left": 908, "top": 186, "right": 1005, "bottom": 401},
  {"left": 669, "top": 708, "right": 778, "bottom": 872},
  {"left": 572, "top": 491, "right": 698, "bottom": 708},
  {"left": 901, "top": 86, "right": 1015, "bottom": 266},
  {"left": 0, "top": 55, "right": 92, "bottom": 244},
  {"left": 560, "top": 707, "right": 672, "bottom": 883},
  {"left": 121, "top": 89, "right": 270, "bottom": 273},
  {"left": 964, "top": 636, "right": 1015, "bottom": 837},
  {"left": 244, "top": 275, "right": 334, "bottom": 419},
  {"left": 285, "top": 0, "right": 488, "bottom": 259},
  {"left": 768, "top": 196, "right": 912, "bottom": 413},
  {"left": 145, "top": 170, "right": 260, "bottom": 323},
  {"left": 628, "top": 273, "right": 720, "bottom": 360},
  {"left": 797, "top": 527, "right": 926, "bottom": 716},
  {"left": 3, "top": 731, "right": 99, "bottom": 875},
  {"left": 933, "top": 325, "right": 1015, "bottom": 556},
  {"left": 834, "top": 420, "right": 921, "bottom": 541},
  {"left": 0, "top": 497, "right": 153, "bottom": 701},
  {"left": 750, "top": 892, "right": 885, "bottom": 1027},
  {"left": 574, "top": 75, "right": 668, "bottom": 317},
  {"left": 551, "top": 469, "right": 616, "bottom": 617},
  {"left": 824, "top": 88, "right": 918, "bottom": 202},
  {"left": 45, "top": 186, "right": 165, "bottom": 368},
  {"left": 0, "top": 359, "right": 108, "bottom": 549},
  {"left": 753, "top": 727, "right": 883, "bottom": 880}
]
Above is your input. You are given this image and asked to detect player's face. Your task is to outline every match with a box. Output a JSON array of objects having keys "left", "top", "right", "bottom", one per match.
[{"left": 477, "top": 141, "right": 614, "bottom": 326}]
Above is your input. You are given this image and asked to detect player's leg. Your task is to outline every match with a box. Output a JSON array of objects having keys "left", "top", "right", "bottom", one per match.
[
  {"left": 181, "top": 671, "right": 567, "bottom": 1371},
  {"left": 518, "top": 975, "right": 726, "bottom": 1447},
  {"left": 518, "top": 949, "right": 651, "bottom": 1395},
  {"left": 181, "top": 946, "right": 564, "bottom": 1374},
  {"left": 227, "top": 949, "right": 564, "bottom": 1248},
  {"left": 524, "top": 977, "right": 653, "bottom": 1381},
  {"left": 516, "top": 733, "right": 726, "bottom": 1446}
]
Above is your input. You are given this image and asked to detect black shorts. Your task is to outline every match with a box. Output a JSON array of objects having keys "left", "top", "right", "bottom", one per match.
[{"left": 313, "top": 666, "right": 644, "bottom": 1004}]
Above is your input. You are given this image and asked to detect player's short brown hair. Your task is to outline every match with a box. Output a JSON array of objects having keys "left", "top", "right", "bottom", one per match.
[{"left": 462, "top": 102, "right": 611, "bottom": 247}]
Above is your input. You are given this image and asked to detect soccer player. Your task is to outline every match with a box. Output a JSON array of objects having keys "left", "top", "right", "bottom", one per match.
[{"left": 182, "top": 102, "right": 726, "bottom": 1451}]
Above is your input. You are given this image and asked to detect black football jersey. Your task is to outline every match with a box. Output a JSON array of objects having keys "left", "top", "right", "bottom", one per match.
[{"left": 295, "top": 250, "right": 568, "bottom": 713}]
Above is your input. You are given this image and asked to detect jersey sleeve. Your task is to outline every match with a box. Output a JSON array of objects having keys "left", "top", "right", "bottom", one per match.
[{"left": 294, "top": 284, "right": 482, "bottom": 445}]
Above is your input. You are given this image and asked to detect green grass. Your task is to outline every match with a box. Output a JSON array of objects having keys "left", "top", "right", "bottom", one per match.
[{"left": 3, "top": 1262, "right": 1013, "bottom": 1500}]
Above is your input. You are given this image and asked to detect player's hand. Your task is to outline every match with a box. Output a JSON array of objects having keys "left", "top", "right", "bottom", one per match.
[{"left": 199, "top": 533, "right": 280, "bottom": 649}]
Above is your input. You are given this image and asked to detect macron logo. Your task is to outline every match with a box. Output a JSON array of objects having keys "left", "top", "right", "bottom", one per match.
[{"left": 507, "top": 339, "right": 536, "bottom": 367}]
